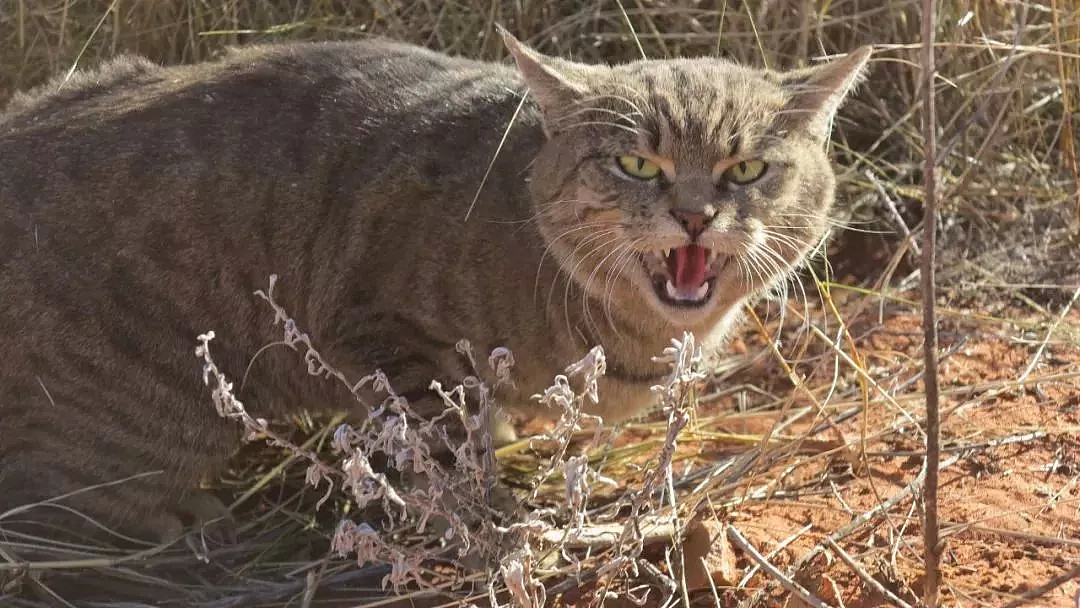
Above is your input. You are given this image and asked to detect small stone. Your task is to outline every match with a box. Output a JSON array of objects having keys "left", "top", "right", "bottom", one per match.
[{"left": 680, "top": 516, "right": 739, "bottom": 590}]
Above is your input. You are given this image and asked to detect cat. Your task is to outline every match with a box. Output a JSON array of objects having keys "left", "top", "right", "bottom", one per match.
[{"left": 0, "top": 31, "right": 869, "bottom": 546}]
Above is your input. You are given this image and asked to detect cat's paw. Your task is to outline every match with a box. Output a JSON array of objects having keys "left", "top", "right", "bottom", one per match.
[
  {"left": 181, "top": 491, "right": 236, "bottom": 544},
  {"left": 489, "top": 412, "right": 519, "bottom": 447},
  {"left": 157, "top": 491, "right": 236, "bottom": 553}
]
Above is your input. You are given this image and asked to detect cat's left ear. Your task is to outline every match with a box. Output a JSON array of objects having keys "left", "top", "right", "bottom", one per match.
[
  {"left": 498, "top": 27, "right": 591, "bottom": 128},
  {"left": 776, "top": 46, "right": 872, "bottom": 140}
]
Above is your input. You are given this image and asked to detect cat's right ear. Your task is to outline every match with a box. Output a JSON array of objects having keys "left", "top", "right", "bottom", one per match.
[{"left": 498, "top": 27, "right": 587, "bottom": 128}]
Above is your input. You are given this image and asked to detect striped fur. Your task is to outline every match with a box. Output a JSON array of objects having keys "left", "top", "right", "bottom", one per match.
[{"left": 0, "top": 37, "right": 868, "bottom": 542}]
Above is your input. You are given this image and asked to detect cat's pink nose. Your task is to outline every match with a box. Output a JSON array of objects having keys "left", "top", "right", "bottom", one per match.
[{"left": 670, "top": 208, "right": 715, "bottom": 239}]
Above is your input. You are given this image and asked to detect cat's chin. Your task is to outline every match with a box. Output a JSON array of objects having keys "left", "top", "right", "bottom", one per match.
[{"left": 640, "top": 287, "right": 722, "bottom": 328}]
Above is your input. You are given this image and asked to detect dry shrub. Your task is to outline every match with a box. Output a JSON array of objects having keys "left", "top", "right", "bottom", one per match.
[{"left": 194, "top": 275, "right": 708, "bottom": 603}]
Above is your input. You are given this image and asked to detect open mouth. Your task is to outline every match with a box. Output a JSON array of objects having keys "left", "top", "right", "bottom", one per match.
[{"left": 641, "top": 244, "right": 724, "bottom": 308}]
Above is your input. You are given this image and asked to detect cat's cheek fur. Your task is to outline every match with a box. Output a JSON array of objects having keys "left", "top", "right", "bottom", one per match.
[{"left": 571, "top": 184, "right": 621, "bottom": 216}]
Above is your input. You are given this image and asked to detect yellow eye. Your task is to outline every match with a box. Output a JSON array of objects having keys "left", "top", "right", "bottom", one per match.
[
  {"left": 723, "top": 159, "right": 768, "bottom": 184},
  {"left": 617, "top": 155, "right": 662, "bottom": 180}
]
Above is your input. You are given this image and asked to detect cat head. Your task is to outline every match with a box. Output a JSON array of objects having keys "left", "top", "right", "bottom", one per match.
[{"left": 503, "top": 31, "right": 870, "bottom": 332}]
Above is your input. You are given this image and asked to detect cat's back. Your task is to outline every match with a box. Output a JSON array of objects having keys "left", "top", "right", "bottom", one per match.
[
  {"left": 0, "top": 38, "right": 528, "bottom": 271},
  {"left": 0, "top": 39, "right": 512, "bottom": 133},
  {"left": 0, "top": 39, "right": 534, "bottom": 540},
  {"left": 0, "top": 37, "right": 532, "bottom": 368}
]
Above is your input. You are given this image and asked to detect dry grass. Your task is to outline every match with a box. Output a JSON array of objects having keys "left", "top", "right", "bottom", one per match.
[{"left": 1, "top": 1, "right": 1079, "bottom": 607}]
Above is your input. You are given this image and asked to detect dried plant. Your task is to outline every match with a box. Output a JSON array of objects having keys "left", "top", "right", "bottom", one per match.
[{"left": 194, "top": 276, "right": 706, "bottom": 602}]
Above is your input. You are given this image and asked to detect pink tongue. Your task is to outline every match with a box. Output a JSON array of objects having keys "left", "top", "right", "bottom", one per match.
[{"left": 668, "top": 244, "right": 708, "bottom": 290}]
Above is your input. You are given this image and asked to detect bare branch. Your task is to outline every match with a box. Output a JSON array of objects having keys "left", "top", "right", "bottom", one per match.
[{"left": 919, "top": 1, "right": 943, "bottom": 606}]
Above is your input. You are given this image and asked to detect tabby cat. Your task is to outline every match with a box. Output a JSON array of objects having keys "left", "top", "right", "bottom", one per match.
[{"left": 0, "top": 32, "right": 869, "bottom": 544}]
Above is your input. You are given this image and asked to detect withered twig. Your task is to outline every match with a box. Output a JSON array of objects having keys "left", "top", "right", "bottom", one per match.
[
  {"left": 919, "top": 1, "right": 943, "bottom": 605},
  {"left": 728, "top": 525, "right": 833, "bottom": 608},
  {"left": 1018, "top": 285, "right": 1080, "bottom": 382},
  {"left": 825, "top": 537, "right": 913, "bottom": 608},
  {"left": 1000, "top": 563, "right": 1080, "bottom": 608},
  {"left": 538, "top": 515, "right": 677, "bottom": 549},
  {"left": 737, "top": 523, "right": 812, "bottom": 589}
]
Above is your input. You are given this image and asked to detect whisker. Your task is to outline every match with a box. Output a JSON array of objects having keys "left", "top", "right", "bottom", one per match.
[
  {"left": 573, "top": 90, "right": 647, "bottom": 117},
  {"left": 774, "top": 211, "right": 876, "bottom": 226},
  {"left": 744, "top": 248, "right": 784, "bottom": 326},
  {"left": 597, "top": 238, "right": 647, "bottom": 336},
  {"left": 564, "top": 232, "right": 630, "bottom": 342},
  {"left": 489, "top": 198, "right": 592, "bottom": 228},
  {"left": 759, "top": 229, "right": 812, "bottom": 256},
  {"left": 558, "top": 121, "right": 643, "bottom": 137},
  {"left": 536, "top": 226, "right": 620, "bottom": 308},
  {"left": 554, "top": 231, "right": 625, "bottom": 341},
  {"left": 553, "top": 105, "right": 641, "bottom": 127},
  {"left": 742, "top": 248, "right": 773, "bottom": 291},
  {"left": 769, "top": 215, "right": 888, "bottom": 234},
  {"left": 749, "top": 244, "right": 809, "bottom": 334},
  {"left": 579, "top": 236, "right": 637, "bottom": 338}
]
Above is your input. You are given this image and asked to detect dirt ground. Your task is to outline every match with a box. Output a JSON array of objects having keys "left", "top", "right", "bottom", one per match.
[{"left": 641, "top": 300, "right": 1080, "bottom": 607}]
